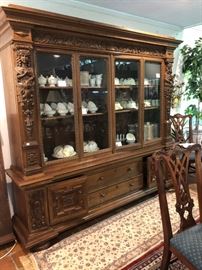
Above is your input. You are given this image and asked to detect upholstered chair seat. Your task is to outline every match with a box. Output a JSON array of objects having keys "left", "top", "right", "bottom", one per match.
[{"left": 170, "top": 223, "right": 202, "bottom": 269}]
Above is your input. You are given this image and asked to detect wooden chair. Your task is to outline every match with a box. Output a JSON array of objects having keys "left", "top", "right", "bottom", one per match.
[
  {"left": 152, "top": 143, "right": 202, "bottom": 269},
  {"left": 170, "top": 113, "right": 193, "bottom": 143},
  {"left": 170, "top": 113, "right": 198, "bottom": 173}
]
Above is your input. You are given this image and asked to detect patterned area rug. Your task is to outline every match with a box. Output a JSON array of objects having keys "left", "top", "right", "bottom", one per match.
[
  {"left": 20, "top": 190, "right": 198, "bottom": 270},
  {"left": 123, "top": 244, "right": 188, "bottom": 270}
]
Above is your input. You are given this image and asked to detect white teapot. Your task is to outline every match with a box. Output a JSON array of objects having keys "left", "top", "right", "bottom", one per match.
[
  {"left": 38, "top": 75, "right": 47, "bottom": 87},
  {"left": 48, "top": 75, "right": 57, "bottom": 87}
]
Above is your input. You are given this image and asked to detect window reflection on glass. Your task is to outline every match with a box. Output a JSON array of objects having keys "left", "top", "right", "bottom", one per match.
[
  {"left": 144, "top": 62, "right": 161, "bottom": 141},
  {"left": 80, "top": 57, "right": 109, "bottom": 153},
  {"left": 114, "top": 59, "right": 140, "bottom": 147}
]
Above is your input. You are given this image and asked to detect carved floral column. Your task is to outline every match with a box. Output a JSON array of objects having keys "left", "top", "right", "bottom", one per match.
[
  {"left": 13, "top": 41, "right": 42, "bottom": 175},
  {"left": 164, "top": 50, "right": 175, "bottom": 145}
]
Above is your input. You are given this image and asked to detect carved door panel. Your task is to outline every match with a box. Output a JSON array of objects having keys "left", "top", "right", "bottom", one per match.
[
  {"left": 27, "top": 187, "right": 50, "bottom": 232},
  {"left": 0, "top": 139, "right": 15, "bottom": 245},
  {"left": 48, "top": 176, "right": 87, "bottom": 225}
]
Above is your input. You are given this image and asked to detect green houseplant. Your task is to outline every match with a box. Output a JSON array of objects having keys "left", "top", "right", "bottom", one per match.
[{"left": 180, "top": 37, "right": 202, "bottom": 135}]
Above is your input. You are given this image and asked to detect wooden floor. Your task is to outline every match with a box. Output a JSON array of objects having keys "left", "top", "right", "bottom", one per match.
[{"left": 0, "top": 241, "right": 28, "bottom": 270}]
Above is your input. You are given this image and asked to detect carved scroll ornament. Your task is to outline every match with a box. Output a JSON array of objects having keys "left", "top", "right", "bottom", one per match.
[
  {"left": 33, "top": 31, "right": 165, "bottom": 57},
  {"left": 164, "top": 58, "right": 174, "bottom": 116},
  {"left": 164, "top": 57, "right": 175, "bottom": 138}
]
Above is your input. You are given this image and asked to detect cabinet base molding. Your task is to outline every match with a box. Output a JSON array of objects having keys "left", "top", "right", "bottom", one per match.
[{"left": 13, "top": 216, "right": 58, "bottom": 249}]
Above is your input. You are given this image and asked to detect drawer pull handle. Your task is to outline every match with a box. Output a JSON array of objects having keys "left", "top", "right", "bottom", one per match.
[
  {"left": 98, "top": 176, "right": 104, "bottom": 181},
  {"left": 129, "top": 183, "right": 135, "bottom": 186},
  {"left": 127, "top": 168, "right": 132, "bottom": 173},
  {"left": 100, "top": 192, "right": 105, "bottom": 197}
]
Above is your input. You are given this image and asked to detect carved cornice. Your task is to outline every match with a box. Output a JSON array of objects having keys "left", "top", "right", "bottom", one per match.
[
  {"left": 33, "top": 31, "right": 165, "bottom": 57},
  {"left": 14, "top": 44, "right": 35, "bottom": 141}
]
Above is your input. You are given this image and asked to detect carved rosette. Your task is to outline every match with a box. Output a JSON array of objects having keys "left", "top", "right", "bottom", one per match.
[
  {"left": 14, "top": 44, "right": 35, "bottom": 141},
  {"left": 28, "top": 189, "right": 48, "bottom": 230},
  {"left": 33, "top": 31, "right": 165, "bottom": 57},
  {"left": 164, "top": 57, "right": 175, "bottom": 140}
]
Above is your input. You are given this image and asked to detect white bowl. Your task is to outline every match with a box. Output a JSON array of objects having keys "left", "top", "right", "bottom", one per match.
[
  {"left": 45, "top": 110, "right": 56, "bottom": 117},
  {"left": 58, "top": 109, "right": 68, "bottom": 116},
  {"left": 126, "top": 133, "right": 136, "bottom": 141}
]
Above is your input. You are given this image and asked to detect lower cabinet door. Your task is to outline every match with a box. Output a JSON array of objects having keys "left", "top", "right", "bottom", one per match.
[{"left": 48, "top": 176, "right": 87, "bottom": 225}]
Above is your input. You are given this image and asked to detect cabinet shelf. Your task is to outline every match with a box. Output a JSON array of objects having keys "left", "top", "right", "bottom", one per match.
[
  {"left": 39, "top": 86, "right": 73, "bottom": 90},
  {"left": 82, "top": 112, "right": 104, "bottom": 116},
  {"left": 41, "top": 114, "right": 74, "bottom": 120},
  {"left": 41, "top": 111, "right": 106, "bottom": 121},
  {"left": 144, "top": 106, "right": 160, "bottom": 110},
  {"left": 115, "top": 109, "right": 138, "bottom": 113},
  {"left": 81, "top": 86, "right": 104, "bottom": 89},
  {"left": 115, "top": 85, "right": 138, "bottom": 89}
]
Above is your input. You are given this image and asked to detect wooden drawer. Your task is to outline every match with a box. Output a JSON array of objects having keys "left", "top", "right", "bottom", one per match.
[
  {"left": 87, "top": 174, "right": 143, "bottom": 208},
  {"left": 48, "top": 176, "right": 87, "bottom": 225},
  {"left": 86, "top": 159, "right": 142, "bottom": 192}
]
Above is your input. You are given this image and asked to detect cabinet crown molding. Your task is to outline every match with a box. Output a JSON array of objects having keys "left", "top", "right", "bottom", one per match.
[{"left": 0, "top": 4, "right": 182, "bottom": 49}]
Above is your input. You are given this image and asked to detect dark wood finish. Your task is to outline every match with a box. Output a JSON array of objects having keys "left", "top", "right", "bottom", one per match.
[
  {"left": 0, "top": 138, "right": 15, "bottom": 245},
  {"left": 170, "top": 113, "right": 200, "bottom": 172},
  {"left": 170, "top": 113, "right": 193, "bottom": 143},
  {"left": 152, "top": 143, "right": 202, "bottom": 269},
  {"left": 0, "top": 4, "right": 181, "bottom": 249}
]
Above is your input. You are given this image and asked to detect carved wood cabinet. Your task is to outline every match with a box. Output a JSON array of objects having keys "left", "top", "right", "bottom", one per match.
[{"left": 0, "top": 5, "right": 181, "bottom": 249}]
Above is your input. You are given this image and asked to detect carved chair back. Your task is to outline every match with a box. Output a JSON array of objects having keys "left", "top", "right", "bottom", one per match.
[
  {"left": 170, "top": 113, "right": 193, "bottom": 143},
  {"left": 152, "top": 143, "right": 202, "bottom": 269}
]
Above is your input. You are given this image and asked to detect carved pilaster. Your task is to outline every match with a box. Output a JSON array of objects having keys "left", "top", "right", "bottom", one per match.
[
  {"left": 164, "top": 54, "right": 175, "bottom": 143},
  {"left": 28, "top": 189, "right": 48, "bottom": 231},
  {"left": 13, "top": 43, "right": 42, "bottom": 174},
  {"left": 14, "top": 43, "right": 35, "bottom": 141}
]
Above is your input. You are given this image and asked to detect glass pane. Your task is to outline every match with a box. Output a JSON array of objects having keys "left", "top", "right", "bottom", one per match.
[
  {"left": 144, "top": 61, "right": 161, "bottom": 141},
  {"left": 36, "top": 52, "right": 77, "bottom": 162},
  {"left": 114, "top": 59, "right": 140, "bottom": 147},
  {"left": 80, "top": 57, "right": 109, "bottom": 153}
]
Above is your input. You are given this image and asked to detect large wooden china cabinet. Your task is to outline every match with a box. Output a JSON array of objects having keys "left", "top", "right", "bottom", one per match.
[{"left": 0, "top": 5, "right": 181, "bottom": 249}]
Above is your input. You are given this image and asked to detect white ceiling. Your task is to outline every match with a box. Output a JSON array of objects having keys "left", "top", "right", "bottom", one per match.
[{"left": 74, "top": 0, "right": 202, "bottom": 28}]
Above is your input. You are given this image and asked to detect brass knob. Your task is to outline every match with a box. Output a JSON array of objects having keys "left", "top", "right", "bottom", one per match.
[{"left": 100, "top": 192, "right": 105, "bottom": 197}]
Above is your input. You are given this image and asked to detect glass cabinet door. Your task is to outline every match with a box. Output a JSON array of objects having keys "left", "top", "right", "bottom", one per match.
[
  {"left": 144, "top": 61, "right": 161, "bottom": 141},
  {"left": 36, "top": 52, "right": 77, "bottom": 162},
  {"left": 80, "top": 56, "right": 109, "bottom": 153},
  {"left": 114, "top": 59, "right": 140, "bottom": 147}
]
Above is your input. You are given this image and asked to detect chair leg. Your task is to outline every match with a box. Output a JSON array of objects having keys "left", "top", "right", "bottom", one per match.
[{"left": 160, "top": 247, "right": 172, "bottom": 270}]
